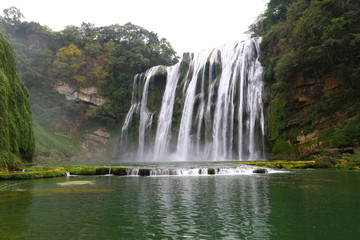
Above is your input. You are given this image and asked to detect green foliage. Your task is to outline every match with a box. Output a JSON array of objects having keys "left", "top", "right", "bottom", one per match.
[
  {"left": 0, "top": 169, "right": 66, "bottom": 180},
  {"left": 49, "top": 44, "right": 86, "bottom": 85},
  {"left": 0, "top": 9, "right": 179, "bottom": 163},
  {"left": 269, "top": 97, "right": 286, "bottom": 141},
  {"left": 275, "top": 54, "right": 297, "bottom": 83},
  {"left": 233, "top": 160, "right": 317, "bottom": 170},
  {"left": 320, "top": 118, "right": 360, "bottom": 148},
  {"left": 32, "top": 119, "right": 80, "bottom": 163},
  {"left": 87, "top": 102, "right": 116, "bottom": 125},
  {"left": 48, "top": 22, "right": 178, "bottom": 122},
  {"left": 0, "top": 165, "right": 130, "bottom": 180},
  {"left": 0, "top": 33, "right": 34, "bottom": 171},
  {"left": 268, "top": 95, "right": 292, "bottom": 154},
  {"left": 2, "top": 6, "right": 24, "bottom": 25},
  {"left": 272, "top": 137, "right": 290, "bottom": 154},
  {"left": 251, "top": 0, "right": 360, "bottom": 156},
  {"left": 256, "top": 0, "right": 360, "bottom": 79}
]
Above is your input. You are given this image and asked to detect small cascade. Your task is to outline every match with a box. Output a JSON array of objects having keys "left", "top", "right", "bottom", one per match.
[
  {"left": 105, "top": 168, "right": 113, "bottom": 176},
  {"left": 126, "top": 168, "right": 140, "bottom": 176},
  {"left": 60, "top": 166, "right": 282, "bottom": 177},
  {"left": 115, "top": 38, "right": 265, "bottom": 162},
  {"left": 121, "top": 165, "right": 275, "bottom": 176}
]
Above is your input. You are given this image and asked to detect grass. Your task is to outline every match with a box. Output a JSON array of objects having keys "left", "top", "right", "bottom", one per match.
[
  {"left": 233, "top": 154, "right": 360, "bottom": 170},
  {"left": 0, "top": 165, "right": 128, "bottom": 180},
  {"left": 334, "top": 153, "right": 360, "bottom": 170},
  {"left": 232, "top": 160, "right": 317, "bottom": 170},
  {"left": 32, "top": 119, "right": 80, "bottom": 163}
]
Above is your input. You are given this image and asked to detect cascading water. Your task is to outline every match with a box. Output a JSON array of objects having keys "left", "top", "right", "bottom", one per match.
[
  {"left": 153, "top": 64, "right": 180, "bottom": 158},
  {"left": 113, "top": 38, "right": 265, "bottom": 162}
]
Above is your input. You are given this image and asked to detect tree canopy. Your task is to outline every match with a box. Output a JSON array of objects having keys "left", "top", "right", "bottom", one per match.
[
  {"left": 0, "top": 7, "right": 179, "bottom": 124},
  {"left": 249, "top": 0, "right": 360, "bottom": 82}
]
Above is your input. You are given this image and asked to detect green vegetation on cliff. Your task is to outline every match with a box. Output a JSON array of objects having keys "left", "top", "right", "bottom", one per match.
[
  {"left": 0, "top": 7, "right": 178, "bottom": 163},
  {"left": 249, "top": 0, "right": 360, "bottom": 158},
  {"left": 0, "top": 33, "right": 34, "bottom": 170}
]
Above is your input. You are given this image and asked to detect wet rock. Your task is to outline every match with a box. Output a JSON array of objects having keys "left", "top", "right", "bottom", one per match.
[
  {"left": 138, "top": 169, "right": 151, "bottom": 176},
  {"left": 320, "top": 149, "right": 341, "bottom": 157},
  {"left": 340, "top": 147, "right": 354, "bottom": 154},
  {"left": 253, "top": 168, "right": 267, "bottom": 174},
  {"left": 315, "top": 156, "right": 335, "bottom": 168}
]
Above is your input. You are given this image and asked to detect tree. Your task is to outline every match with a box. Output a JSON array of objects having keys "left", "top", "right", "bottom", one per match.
[
  {"left": 3, "top": 6, "right": 24, "bottom": 25},
  {"left": 49, "top": 44, "right": 86, "bottom": 85},
  {"left": 57, "top": 25, "right": 82, "bottom": 46}
]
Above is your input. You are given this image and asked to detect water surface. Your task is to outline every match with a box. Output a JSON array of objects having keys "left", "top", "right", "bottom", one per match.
[{"left": 0, "top": 170, "right": 359, "bottom": 239}]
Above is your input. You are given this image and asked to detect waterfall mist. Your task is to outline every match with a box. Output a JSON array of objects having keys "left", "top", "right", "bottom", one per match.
[{"left": 113, "top": 38, "right": 265, "bottom": 162}]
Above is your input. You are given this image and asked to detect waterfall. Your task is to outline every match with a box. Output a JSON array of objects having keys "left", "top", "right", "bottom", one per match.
[
  {"left": 115, "top": 38, "right": 265, "bottom": 162},
  {"left": 138, "top": 66, "right": 161, "bottom": 159},
  {"left": 176, "top": 48, "right": 213, "bottom": 159},
  {"left": 152, "top": 64, "right": 180, "bottom": 159}
]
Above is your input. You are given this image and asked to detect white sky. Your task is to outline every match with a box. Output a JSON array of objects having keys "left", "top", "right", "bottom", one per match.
[{"left": 0, "top": 0, "right": 268, "bottom": 55}]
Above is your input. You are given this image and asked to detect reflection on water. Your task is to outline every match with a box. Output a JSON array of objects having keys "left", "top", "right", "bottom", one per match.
[
  {"left": 0, "top": 171, "right": 360, "bottom": 239},
  {"left": 130, "top": 176, "right": 271, "bottom": 239},
  {"left": 0, "top": 175, "right": 271, "bottom": 239}
]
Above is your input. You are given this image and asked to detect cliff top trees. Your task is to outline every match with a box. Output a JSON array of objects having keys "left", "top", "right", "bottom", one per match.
[
  {"left": 0, "top": 7, "right": 179, "bottom": 125},
  {"left": 249, "top": 0, "right": 360, "bottom": 83},
  {"left": 2, "top": 6, "right": 24, "bottom": 25}
]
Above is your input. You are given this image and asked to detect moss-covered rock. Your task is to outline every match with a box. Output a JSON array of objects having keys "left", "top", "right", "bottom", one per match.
[
  {"left": 253, "top": 168, "right": 267, "bottom": 174},
  {"left": 0, "top": 33, "right": 34, "bottom": 171},
  {"left": 110, "top": 167, "right": 127, "bottom": 175}
]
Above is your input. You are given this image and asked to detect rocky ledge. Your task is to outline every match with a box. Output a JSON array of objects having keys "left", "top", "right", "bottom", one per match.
[{"left": 54, "top": 81, "right": 107, "bottom": 105}]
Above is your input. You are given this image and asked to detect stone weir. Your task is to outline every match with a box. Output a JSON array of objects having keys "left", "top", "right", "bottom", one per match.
[
  {"left": 65, "top": 164, "right": 276, "bottom": 177},
  {"left": 122, "top": 165, "right": 271, "bottom": 176}
]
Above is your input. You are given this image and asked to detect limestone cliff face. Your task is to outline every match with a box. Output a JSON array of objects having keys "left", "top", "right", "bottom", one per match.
[
  {"left": 80, "top": 128, "right": 111, "bottom": 160},
  {"left": 0, "top": 33, "right": 34, "bottom": 170},
  {"left": 16, "top": 31, "right": 111, "bottom": 163},
  {"left": 254, "top": 0, "right": 360, "bottom": 160},
  {"left": 265, "top": 69, "right": 360, "bottom": 159},
  {"left": 54, "top": 81, "right": 107, "bottom": 106}
]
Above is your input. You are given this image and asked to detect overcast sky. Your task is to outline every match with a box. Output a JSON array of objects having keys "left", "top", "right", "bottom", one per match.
[{"left": 0, "top": 0, "right": 268, "bottom": 55}]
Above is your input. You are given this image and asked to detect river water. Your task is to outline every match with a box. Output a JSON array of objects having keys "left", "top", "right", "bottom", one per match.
[{"left": 0, "top": 170, "right": 359, "bottom": 239}]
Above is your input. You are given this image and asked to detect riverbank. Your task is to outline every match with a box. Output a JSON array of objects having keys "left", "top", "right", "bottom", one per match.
[
  {"left": 235, "top": 153, "right": 360, "bottom": 170},
  {"left": 0, "top": 156, "right": 359, "bottom": 180}
]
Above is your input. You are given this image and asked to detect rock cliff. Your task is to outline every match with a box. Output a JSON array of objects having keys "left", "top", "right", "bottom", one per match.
[
  {"left": 54, "top": 81, "right": 107, "bottom": 106},
  {"left": 256, "top": 0, "right": 360, "bottom": 160}
]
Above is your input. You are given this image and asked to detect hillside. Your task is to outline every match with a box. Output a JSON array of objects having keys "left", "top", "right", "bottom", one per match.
[
  {"left": 0, "top": 8, "right": 178, "bottom": 163},
  {"left": 249, "top": 0, "right": 360, "bottom": 159},
  {"left": 0, "top": 32, "right": 34, "bottom": 170}
]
